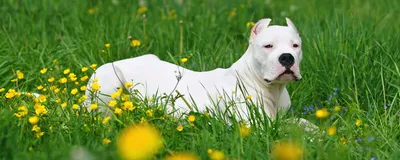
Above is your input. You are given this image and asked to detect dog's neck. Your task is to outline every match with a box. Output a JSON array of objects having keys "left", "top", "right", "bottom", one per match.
[{"left": 229, "top": 45, "right": 287, "bottom": 117}]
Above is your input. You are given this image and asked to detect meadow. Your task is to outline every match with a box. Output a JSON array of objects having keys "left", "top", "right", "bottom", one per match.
[{"left": 1, "top": 0, "right": 400, "bottom": 159}]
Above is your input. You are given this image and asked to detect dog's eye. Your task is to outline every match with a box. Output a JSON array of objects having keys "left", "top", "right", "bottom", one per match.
[
  {"left": 293, "top": 44, "right": 299, "bottom": 48},
  {"left": 264, "top": 44, "right": 273, "bottom": 48}
]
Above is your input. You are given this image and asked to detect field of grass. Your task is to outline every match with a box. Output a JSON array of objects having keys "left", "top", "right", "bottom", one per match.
[{"left": 1, "top": 0, "right": 400, "bottom": 159}]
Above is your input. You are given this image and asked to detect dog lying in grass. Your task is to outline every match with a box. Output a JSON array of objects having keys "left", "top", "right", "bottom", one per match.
[{"left": 85, "top": 18, "right": 316, "bottom": 130}]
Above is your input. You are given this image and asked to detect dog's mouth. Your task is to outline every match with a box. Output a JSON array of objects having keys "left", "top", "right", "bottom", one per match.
[{"left": 264, "top": 70, "right": 300, "bottom": 83}]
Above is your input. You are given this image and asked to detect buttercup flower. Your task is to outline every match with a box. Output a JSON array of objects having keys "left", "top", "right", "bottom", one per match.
[
  {"left": 102, "top": 116, "right": 111, "bottom": 124},
  {"left": 124, "top": 82, "right": 133, "bottom": 88},
  {"left": 117, "top": 124, "right": 163, "bottom": 160},
  {"left": 80, "top": 86, "right": 87, "bottom": 91},
  {"left": 40, "top": 68, "right": 47, "bottom": 74},
  {"left": 14, "top": 106, "right": 28, "bottom": 118},
  {"left": 177, "top": 125, "right": 183, "bottom": 131},
  {"left": 271, "top": 141, "right": 303, "bottom": 160},
  {"left": 29, "top": 116, "right": 39, "bottom": 125},
  {"left": 16, "top": 70, "right": 24, "bottom": 79},
  {"left": 0, "top": 88, "right": 5, "bottom": 92},
  {"left": 146, "top": 109, "right": 153, "bottom": 117},
  {"left": 123, "top": 101, "right": 135, "bottom": 111},
  {"left": 130, "top": 40, "right": 141, "bottom": 47},
  {"left": 32, "top": 125, "right": 41, "bottom": 132},
  {"left": 103, "top": 138, "right": 111, "bottom": 145},
  {"left": 315, "top": 108, "right": 330, "bottom": 118},
  {"left": 180, "top": 58, "right": 188, "bottom": 63},
  {"left": 48, "top": 77, "right": 55, "bottom": 82},
  {"left": 246, "top": 22, "right": 255, "bottom": 28},
  {"left": 71, "top": 88, "right": 78, "bottom": 95},
  {"left": 90, "top": 64, "right": 97, "bottom": 69},
  {"left": 356, "top": 119, "right": 362, "bottom": 126},
  {"left": 208, "top": 150, "right": 226, "bottom": 160},
  {"left": 164, "top": 152, "right": 200, "bottom": 160},
  {"left": 5, "top": 89, "right": 17, "bottom": 99},
  {"left": 61, "top": 102, "right": 67, "bottom": 108},
  {"left": 90, "top": 104, "right": 99, "bottom": 111},
  {"left": 105, "top": 43, "right": 110, "bottom": 48},
  {"left": 59, "top": 77, "right": 68, "bottom": 84},
  {"left": 239, "top": 124, "right": 251, "bottom": 137},
  {"left": 327, "top": 126, "right": 337, "bottom": 136},
  {"left": 72, "top": 104, "right": 79, "bottom": 110},
  {"left": 334, "top": 106, "right": 341, "bottom": 112},
  {"left": 188, "top": 115, "right": 195, "bottom": 122},
  {"left": 108, "top": 100, "right": 117, "bottom": 107},
  {"left": 91, "top": 83, "right": 100, "bottom": 91},
  {"left": 81, "top": 67, "right": 88, "bottom": 72},
  {"left": 63, "top": 69, "right": 70, "bottom": 75},
  {"left": 114, "top": 108, "right": 122, "bottom": 115}
]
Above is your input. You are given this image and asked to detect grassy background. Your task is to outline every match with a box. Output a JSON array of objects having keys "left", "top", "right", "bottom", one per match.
[{"left": 1, "top": 0, "right": 400, "bottom": 159}]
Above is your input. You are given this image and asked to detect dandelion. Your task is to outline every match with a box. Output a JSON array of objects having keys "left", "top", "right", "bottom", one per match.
[
  {"left": 209, "top": 150, "right": 226, "bottom": 160},
  {"left": 130, "top": 40, "right": 141, "bottom": 47},
  {"left": 59, "top": 77, "right": 68, "bottom": 84},
  {"left": 124, "top": 82, "right": 133, "bottom": 88},
  {"left": 40, "top": 68, "right": 47, "bottom": 74},
  {"left": 105, "top": 43, "right": 110, "bottom": 48},
  {"left": 71, "top": 88, "right": 78, "bottom": 95},
  {"left": 117, "top": 124, "right": 163, "bottom": 160},
  {"left": 177, "top": 125, "right": 184, "bottom": 131},
  {"left": 103, "top": 138, "right": 111, "bottom": 145},
  {"left": 90, "top": 64, "right": 97, "bottom": 69},
  {"left": 356, "top": 119, "right": 362, "bottom": 126},
  {"left": 91, "top": 83, "right": 100, "bottom": 91},
  {"left": 327, "top": 126, "right": 337, "bottom": 136},
  {"left": 48, "top": 77, "right": 55, "bottom": 82},
  {"left": 315, "top": 108, "right": 330, "bottom": 118},
  {"left": 164, "top": 152, "right": 200, "bottom": 160},
  {"left": 63, "top": 69, "right": 70, "bottom": 75},
  {"left": 81, "top": 67, "right": 88, "bottom": 72},
  {"left": 16, "top": 70, "right": 24, "bottom": 79},
  {"left": 239, "top": 124, "right": 251, "bottom": 137},
  {"left": 90, "top": 104, "right": 98, "bottom": 111},
  {"left": 114, "top": 108, "right": 122, "bottom": 115},
  {"left": 180, "top": 58, "right": 188, "bottom": 63},
  {"left": 72, "top": 104, "right": 79, "bottom": 110},
  {"left": 146, "top": 109, "right": 153, "bottom": 117},
  {"left": 102, "top": 116, "right": 111, "bottom": 124},
  {"left": 108, "top": 100, "right": 117, "bottom": 108},
  {"left": 188, "top": 115, "right": 195, "bottom": 122},
  {"left": 28, "top": 116, "right": 39, "bottom": 125},
  {"left": 246, "top": 22, "right": 255, "bottom": 28},
  {"left": 271, "top": 141, "right": 303, "bottom": 160}
]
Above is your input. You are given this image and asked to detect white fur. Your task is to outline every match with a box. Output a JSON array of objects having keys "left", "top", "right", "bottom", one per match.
[{"left": 85, "top": 18, "right": 307, "bottom": 123}]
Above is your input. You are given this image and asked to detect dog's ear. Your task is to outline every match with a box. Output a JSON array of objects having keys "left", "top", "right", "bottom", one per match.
[
  {"left": 250, "top": 18, "right": 271, "bottom": 43},
  {"left": 286, "top": 17, "right": 299, "bottom": 33}
]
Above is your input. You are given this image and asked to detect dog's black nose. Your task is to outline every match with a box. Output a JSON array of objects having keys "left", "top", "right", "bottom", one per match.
[{"left": 278, "top": 53, "right": 295, "bottom": 67}]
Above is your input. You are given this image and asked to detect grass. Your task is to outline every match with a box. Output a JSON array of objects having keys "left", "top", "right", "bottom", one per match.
[{"left": 1, "top": 0, "right": 400, "bottom": 159}]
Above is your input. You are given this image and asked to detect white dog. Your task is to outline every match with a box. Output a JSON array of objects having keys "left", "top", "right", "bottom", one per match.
[{"left": 85, "top": 18, "right": 312, "bottom": 127}]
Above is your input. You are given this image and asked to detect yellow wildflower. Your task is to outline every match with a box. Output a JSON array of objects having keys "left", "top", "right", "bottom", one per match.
[
  {"left": 130, "top": 40, "right": 141, "bottom": 47},
  {"left": 71, "top": 88, "right": 78, "bottom": 95},
  {"left": 356, "top": 119, "right": 362, "bottom": 126},
  {"left": 246, "top": 22, "right": 255, "bottom": 28},
  {"left": 32, "top": 125, "right": 41, "bottom": 132},
  {"left": 188, "top": 115, "right": 195, "bottom": 122},
  {"left": 146, "top": 109, "right": 153, "bottom": 117},
  {"left": 177, "top": 125, "right": 183, "bottom": 132},
  {"left": 136, "top": 6, "right": 148, "bottom": 17},
  {"left": 315, "top": 108, "right": 330, "bottom": 119},
  {"left": 239, "top": 124, "right": 251, "bottom": 137},
  {"left": 38, "top": 95, "right": 46, "bottom": 103},
  {"left": 28, "top": 116, "right": 39, "bottom": 125},
  {"left": 5, "top": 89, "right": 17, "bottom": 99},
  {"left": 124, "top": 82, "right": 133, "bottom": 88},
  {"left": 48, "top": 77, "right": 55, "bottom": 82},
  {"left": 81, "top": 67, "right": 88, "bottom": 72},
  {"left": 40, "top": 68, "right": 47, "bottom": 74},
  {"left": 14, "top": 106, "right": 28, "bottom": 118},
  {"left": 114, "top": 108, "right": 122, "bottom": 115},
  {"left": 91, "top": 83, "right": 100, "bottom": 91},
  {"left": 72, "top": 104, "right": 79, "bottom": 110},
  {"left": 105, "top": 43, "right": 110, "bottom": 48},
  {"left": 103, "top": 138, "right": 111, "bottom": 145},
  {"left": 61, "top": 102, "right": 67, "bottom": 108},
  {"left": 90, "top": 104, "right": 98, "bottom": 111},
  {"left": 80, "top": 86, "right": 87, "bottom": 91},
  {"left": 80, "top": 75, "right": 89, "bottom": 81},
  {"left": 164, "top": 152, "right": 200, "bottom": 160},
  {"left": 180, "top": 58, "right": 188, "bottom": 63},
  {"left": 207, "top": 149, "right": 214, "bottom": 154},
  {"left": 117, "top": 124, "right": 163, "bottom": 160},
  {"left": 209, "top": 150, "right": 226, "bottom": 160},
  {"left": 102, "top": 116, "right": 111, "bottom": 124},
  {"left": 246, "top": 95, "right": 252, "bottom": 100},
  {"left": 59, "top": 77, "right": 68, "bottom": 84},
  {"left": 35, "top": 104, "right": 48, "bottom": 115},
  {"left": 271, "top": 141, "right": 303, "bottom": 160},
  {"left": 37, "top": 85, "right": 44, "bottom": 91},
  {"left": 121, "top": 94, "right": 130, "bottom": 101},
  {"left": 340, "top": 137, "right": 347, "bottom": 144},
  {"left": 90, "top": 64, "right": 97, "bottom": 69},
  {"left": 327, "top": 126, "right": 337, "bottom": 136},
  {"left": 63, "top": 69, "right": 70, "bottom": 75},
  {"left": 123, "top": 101, "right": 135, "bottom": 111},
  {"left": 0, "top": 88, "right": 4, "bottom": 92},
  {"left": 111, "top": 88, "right": 123, "bottom": 98},
  {"left": 108, "top": 100, "right": 117, "bottom": 108},
  {"left": 16, "top": 70, "right": 24, "bottom": 79},
  {"left": 36, "top": 132, "right": 44, "bottom": 138}
]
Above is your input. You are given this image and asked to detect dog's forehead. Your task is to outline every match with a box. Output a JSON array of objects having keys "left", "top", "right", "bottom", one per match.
[{"left": 255, "top": 26, "right": 301, "bottom": 44}]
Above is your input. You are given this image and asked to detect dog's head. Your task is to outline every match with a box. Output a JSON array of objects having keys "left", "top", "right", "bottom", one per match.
[{"left": 249, "top": 18, "right": 302, "bottom": 84}]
